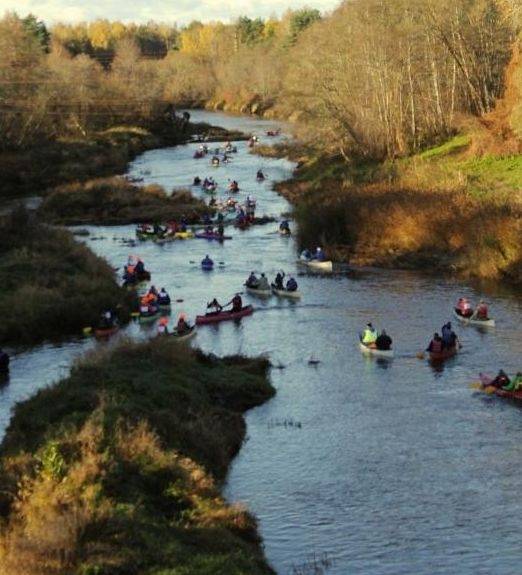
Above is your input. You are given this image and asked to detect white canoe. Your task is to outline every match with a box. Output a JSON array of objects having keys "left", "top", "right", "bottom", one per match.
[
  {"left": 453, "top": 310, "right": 495, "bottom": 328},
  {"left": 359, "top": 342, "right": 394, "bottom": 358},
  {"left": 298, "top": 259, "right": 333, "bottom": 272},
  {"left": 245, "top": 285, "right": 272, "bottom": 297},
  {"left": 271, "top": 285, "right": 302, "bottom": 299}
]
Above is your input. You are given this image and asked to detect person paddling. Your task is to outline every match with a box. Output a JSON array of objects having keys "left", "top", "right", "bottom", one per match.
[
  {"left": 246, "top": 271, "right": 259, "bottom": 288},
  {"left": 274, "top": 271, "right": 285, "bottom": 290},
  {"left": 473, "top": 300, "right": 489, "bottom": 321},
  {"left": 426, "top": 333, "right": 443, "bottom": 354},
  {"left": 361, "top": 323, "right": 378, "bottom": 347},
  {"left": 376, "top": 329, "right": 392, "bottom": 351},
  {"left": 286, "top": 276, "right": 298, "bottom": 292},
  {"left": 455, "top": 297, "right": 473, "bottom": 318},
  {"left": 157, "top": 317, "right": 169, "bottom": 335},
  {"left": 176, "top": 314, "right": 191, "bottom": 335},
  {"left": 207, "top": 298, "right": 223, "bottom": 314},
  {"left": 257, "top": 273, "right": 270, "bottom": 291}
]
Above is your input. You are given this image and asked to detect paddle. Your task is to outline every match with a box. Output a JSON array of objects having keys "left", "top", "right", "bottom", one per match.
[{"left": 82, "top": 327, "right": 93, "bottom": 336}]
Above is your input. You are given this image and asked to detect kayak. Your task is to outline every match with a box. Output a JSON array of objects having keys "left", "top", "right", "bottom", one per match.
[
  {"left": 246, "top": 285, "right": 272, "bottom": 297},
  {"left": 158, "top": 303, "right": 171, "bottom": 312},
  {"left": 271, "top": 284, "right": 301, "bottom": 299},
  {"left": 359, "top": 342, "right": 394, "bottom": 359},
  {"left": 298, "top": 259, "right": 333, "bottom": 272},
  {"left": 195, "top": 233, "right": 232, "bottom": 241},
  {"left": 453, "top": 310, "right": 495, "bottom": 328},
  {"left": 196, "top": 305, "right": 254, "bottom": 325},
  {"left": 279, "top": 229, "right": 291, "bottom": 236},
  {"left": 201, "top": 262, "right": 214, "bottom": 271},
  {"left": 171, "top": 326, "right": 197, "bottom": 341},
  {"left": 94, "top": 326, "right": 119, "bottom": 339},
  {"left": 429, "top": 346, "right": 458, "bottom": 362}
]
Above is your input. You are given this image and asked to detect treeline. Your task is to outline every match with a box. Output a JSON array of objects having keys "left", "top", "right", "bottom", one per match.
[{"left": 1, "top": 0, "right": 520, "bottom": 157}]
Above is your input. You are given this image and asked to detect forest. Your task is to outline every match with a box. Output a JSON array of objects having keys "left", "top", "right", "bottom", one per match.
[{"left": 2, "top": 0, "right": 520, "bottom": 159}]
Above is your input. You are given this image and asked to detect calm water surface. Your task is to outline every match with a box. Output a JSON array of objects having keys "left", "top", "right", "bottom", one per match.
[{"left": 3, "top": 110, "right": 522, "bottom": 575}]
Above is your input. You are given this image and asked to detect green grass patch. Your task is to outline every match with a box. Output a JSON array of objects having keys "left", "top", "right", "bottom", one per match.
[
  {"left": 418, "top": 134, "right": 471, "bottom": 160},
  {"left": 0, "top": 208, "right": 134, "bottom": 345},
  {"left": 0, "top": 339, "right": 275, "bottom": 575}
]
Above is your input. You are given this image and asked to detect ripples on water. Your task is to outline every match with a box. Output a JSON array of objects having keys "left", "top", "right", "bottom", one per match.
[{"left": 3, "top": 110, "right": 522, "bottom": 575}]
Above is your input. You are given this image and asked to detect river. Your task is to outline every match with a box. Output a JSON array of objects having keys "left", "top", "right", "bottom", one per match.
[{"left": 3, "top": 110, "right": 522, "bottom": 574}]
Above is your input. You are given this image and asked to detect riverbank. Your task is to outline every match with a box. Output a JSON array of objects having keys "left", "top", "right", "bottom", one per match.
[
  {"left": 270, "top": 127, "right": 522, "bottom": 287},
  {"left": 0, "top": 208, "right": 134, "bottom": 346},
  {"left": 0, "top": 338, "right": 275, "bottom": 575},
  {"left": 0, "top": 120, "right": 245, "bottom": 200},
  {"left": 38, "top": 177, "right": 209, "bottom": 226}
]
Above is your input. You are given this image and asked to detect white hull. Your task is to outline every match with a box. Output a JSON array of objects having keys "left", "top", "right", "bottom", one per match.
[
  {"left": 246, "top": 285, "right": 272, "bottom": 297},
  {"left": 172, "top": 327, "right": 197, "bottom": 341},
  {"left": 453, "top": 310, "right": 495, "bottom": 328},
  {"left": 359, "top": 342, "right": 394, "bottom": 358},
  {"left": 271, "top": 286, "right": 302, "bottom": 299},
  {"left": 298, "top": 259, "right": 333, "bottom": 272}
]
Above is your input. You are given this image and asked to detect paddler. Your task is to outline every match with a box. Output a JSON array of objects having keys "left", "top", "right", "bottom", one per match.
[
  {"left": 257, "top": 273, "right": 270, "bottom": 291},
  {"left": 473, "top": 300, "right": 489, "bottom": 320},
  {"left": 488, "top": 369, "right": 511, "bottom": 389},
  {"left": 157, "top": 317, "right": 169, "bottom": 335},
  {"left": 177, "top": 313, "right": 191, "bottom": 335},
  {"left": 274, "top": 271, "right": 285, "bottom": 290},
  {"left": 376, "top": 329, "right": 393, "bottom": 351},
  {"left": 286, "top": 276, "right": 298, "bottom": 292},
  {"left": 229, "top": 293, "right": 243, "bottom": 313},
  {"left": 314, "top": 247, "right": 326, "bottom": 262},
  {"left": 246, "top": 272, "right": 259, "bottom": 288},
  {"left": 455, "top": 297, "right": 473, "bottom": 318},
  {"left": 502, "top": 372, "right": 522, "bottom": 392},
  {"left": 426, "top": 333, "right": 443, "bottom": 354},
  {"left": 158, "top": 288, "right": 171, "bottom": 306},
  {"left": 361, "top": 323, "right": 378, "bottom": 347},
  {"left": 202, "top": 255, "right": 214, "bottom": 268},
  {"left": 207, "top": 298, "right": 223, "bottom": 314}
]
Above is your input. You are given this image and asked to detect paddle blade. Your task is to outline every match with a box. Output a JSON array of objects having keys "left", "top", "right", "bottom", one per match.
[
  {"left": 416, "top": 351, "right": 425, "bottom": 360},
  {"left": 469, "top": 382, "right": 482, "bottom": 390},
  {"left": 485, "top": 386, "right": 497, "bottom": 395},
  {"left": 83, "top": 327, "right": 93, "bottom": 336}
]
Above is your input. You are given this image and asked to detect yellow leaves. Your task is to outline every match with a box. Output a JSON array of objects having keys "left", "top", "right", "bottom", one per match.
[{"left": 88, "top": 19, "right": 113, "bottom": 50}]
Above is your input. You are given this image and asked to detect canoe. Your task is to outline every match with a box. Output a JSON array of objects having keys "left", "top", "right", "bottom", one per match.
[
  {"left": 175, "top": 231, "right": 195, "bottom": 240},
  {"left": 136, "top": 231, "right": 156, "bottom": 241},
  {"left": 359, "top": 342, "right": 394, "bottom": 358},
  {"left": 478, "top": 375, "right": 522, "bottom": 403},
  {"left": 139, "top": 309, "right": 159, "bottom": 323},
  {"left": 94, "top": 326, "right": 119, "bottom": 339},
  {"left": 453, "top": 310, "right": 495, "bottom": 328},
  {"left": 245, "top": 285, "right": 272, "bottom": 297},
  {"left": 429, "top": 346, "right": 458, "bottom": 362},
  {"left": 171, "top": 326, "right": 197, "bottom": 341},
  {"left": 195, "top": 233, "right": 232, "bottom": 241},
  {"left": 298, "top": 259, "right": 333, "bottom": 272},
  {"left": 196, "top": 305, "right": 254, "bottom": 325},
  {"left": 271, "top": 284, "right": 301, "bottom": 299}
]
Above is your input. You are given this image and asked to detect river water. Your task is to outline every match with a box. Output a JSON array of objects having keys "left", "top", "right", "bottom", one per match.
[{"left": 3, "top": 110, "right": 522, "bottom": 574}]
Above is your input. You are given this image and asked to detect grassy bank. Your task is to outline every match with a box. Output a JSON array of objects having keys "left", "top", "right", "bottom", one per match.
[
  {"left": 1, "top": 121, "right": 245, "bottom": 200},
  {"left": 0, "top": 338, "right": 275, "bottom": 575},
  {"left": 276, "top": 125, "right": 522, "bottom": 286},
  {"left": 0, "top": 208, "right": 134, "bottom": 345},
  {"left": 39, "top": 177, "right": 209, "bottom": 225}
]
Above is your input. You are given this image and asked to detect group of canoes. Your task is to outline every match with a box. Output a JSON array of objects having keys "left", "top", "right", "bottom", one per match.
[{"left": 194, "top": 142, "right": 238, "bottom": 160}]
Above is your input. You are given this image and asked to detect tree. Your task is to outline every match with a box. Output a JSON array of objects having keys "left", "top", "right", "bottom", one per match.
[{"left": 22, "top": 14, "right": 50, "bottom": 52}]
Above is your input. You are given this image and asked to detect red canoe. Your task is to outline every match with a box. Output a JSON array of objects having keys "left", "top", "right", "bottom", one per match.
[
  {"left": 94, "top": 326, "right": 119, "bottom": 339},
  {"left": 196, "top": 306, "right": 253, "bottom": 325},
  {"left": 195, "top": 233, "right": 232, "bottom": 241},
  {"left": 429, "top": 346, "right": 458, "bottom": 362}
]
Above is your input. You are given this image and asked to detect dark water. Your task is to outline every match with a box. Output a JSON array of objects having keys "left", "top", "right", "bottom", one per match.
[{"left": 3, "top": 110, "right": 522, "bottom": 574}]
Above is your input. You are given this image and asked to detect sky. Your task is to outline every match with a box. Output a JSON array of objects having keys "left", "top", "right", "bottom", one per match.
[{"left": 0, "top": 0, "right": 340, "bottom": 25}]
